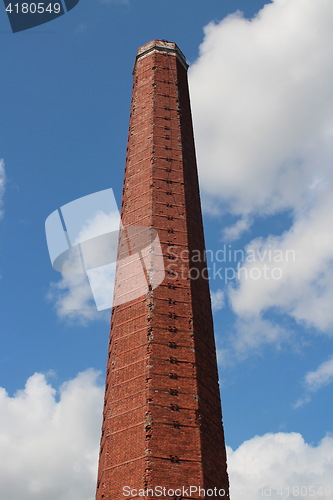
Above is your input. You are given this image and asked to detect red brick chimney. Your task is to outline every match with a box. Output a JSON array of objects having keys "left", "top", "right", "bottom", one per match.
[{"left": 96, "top": 40, "right": 230, "bottom": 500}]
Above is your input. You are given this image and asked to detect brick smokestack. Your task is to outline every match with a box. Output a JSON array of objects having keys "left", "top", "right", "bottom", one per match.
[{"left": 96, "top": 40, "right": 230, "bottom": 500}]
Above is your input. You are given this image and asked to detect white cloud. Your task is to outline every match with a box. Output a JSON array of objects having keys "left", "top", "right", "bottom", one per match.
[
  {"left": 229, "top": 190, "right": 333, "bottom": 332},
  {"left": 190, "top": 0, "right": 333, "bottom": 217},
  {"left": 305, "top": 355, "right": 333, "bottom": 392},
  {"left": 227, "top": 432, "right": 333, "bottom": 500},
  {"left": 47, "top": 209, "right": 119, "bottom": 323},
  {"left": 211, "top": 288, "right": 225, "bottom": 311},
  {"left": 190, "top": 0, "right": 333, "bottom": 349},
  {"left": 1, "top": 372, "right": 332, "bottom": 500},
  {"left": 222, "top": 216, "right": 252, "bottom": 242},
  {"left": 295, "top": 355, "right": 333, "bottom": 407},
  {"left": 0, "top": 159, "right": 6, "bottom": 219},
  {"left": 48, "top": 272, "right": 102, "bottom": 324},
  {"left": 47, "top": 204, "right": 165, "bottom": 320},
  {"left": 0, "top": 370, "right": 103, "bottom": 500},
  {"left": 71, "top": 209, "right": 120, "bottom": 246},
  {"left": 230, "top": 316, "right": 289, "bottom": 358}
]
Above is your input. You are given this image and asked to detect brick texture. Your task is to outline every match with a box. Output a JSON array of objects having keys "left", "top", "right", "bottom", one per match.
[{"left": 95, "top": 40, "right": 230, "bottom": 500}]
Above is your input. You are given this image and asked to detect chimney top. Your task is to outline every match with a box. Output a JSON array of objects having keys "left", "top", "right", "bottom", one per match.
[{"left": 133, "top": 39, "right": 188, "bottom": 73}]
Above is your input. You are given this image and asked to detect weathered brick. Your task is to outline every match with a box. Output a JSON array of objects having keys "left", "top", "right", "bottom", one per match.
[{"left": 96, "top": 40, "right": 229, "bottom": 500}]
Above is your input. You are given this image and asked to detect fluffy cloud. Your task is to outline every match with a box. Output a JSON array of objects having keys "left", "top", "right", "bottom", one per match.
[
  {"left": 211, "top": 288, "right": 225, "bottom": 311},
  {"left": 222, "top": 216, "right": 252, "bottom": 243},
  {"left": 47, "top": 195, "right": 120, "bottom": 323},
  {"left": 0, "top": 370, "right": 103, "bottom": 500},
  {"left": 48, "top": 272, "right": 103, "bottom": 324},
  {"left": 0, "top": 159, "right": 6, "bottom": 219},
  {"left": 305, "top": 355, "right": 333, "bottom": 392},
  {"left": 229, "top": 189, "right": 333, "bottom": 331},
  {"left": 227, "top": 432, "right": 333, "bottom": 500},
  {"left": 190, "top": 0, "right": 333, "bottom": 217},
  {"left": 1, "top": 372, "right": 332, "bottom": 500},
  {"left": 229, "top": 316, "right": 289, "bottom": 358},
  {"left": 190, "top": 0, "right": 333, "bottom": 347},
  {"left": 47, "top": 198, "right": 164, "bottom": 322},
  {"left": 295, "top": 355, "right": 333, "bottom": 407}
]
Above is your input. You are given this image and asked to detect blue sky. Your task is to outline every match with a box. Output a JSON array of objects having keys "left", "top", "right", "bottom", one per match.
[{"left": 1, "top": 1, "right": 333, "bottom": 499}]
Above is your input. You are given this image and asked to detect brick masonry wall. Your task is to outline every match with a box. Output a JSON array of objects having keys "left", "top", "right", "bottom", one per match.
[{"left": 96, "top": 41, "right": 230, "bottom": 500}]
